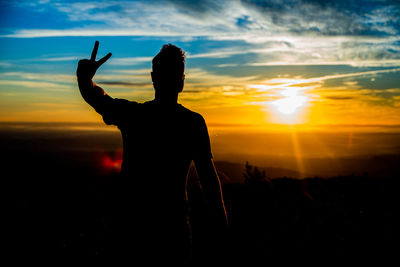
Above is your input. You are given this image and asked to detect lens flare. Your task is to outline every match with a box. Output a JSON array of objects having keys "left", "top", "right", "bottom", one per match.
[{"left": 101, "top": 150, "right": 123, "bottom": 172}]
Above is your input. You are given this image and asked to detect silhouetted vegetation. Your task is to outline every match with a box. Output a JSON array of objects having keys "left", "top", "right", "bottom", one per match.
[{"left": 243, "top": 161, "right": 268, "bottom": 184}]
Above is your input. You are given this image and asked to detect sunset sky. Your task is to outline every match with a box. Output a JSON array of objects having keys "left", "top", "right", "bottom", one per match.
[{"left": 0, "top": 0, "right": 399, "bottom": 127}]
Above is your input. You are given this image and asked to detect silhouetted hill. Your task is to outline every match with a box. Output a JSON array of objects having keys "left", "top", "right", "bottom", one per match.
[
  {"left": 1, "top": 122, "right": 399, "bottom": 179},
  {"left": 214, "top": 161, "right": 304, "bottom": 183}
]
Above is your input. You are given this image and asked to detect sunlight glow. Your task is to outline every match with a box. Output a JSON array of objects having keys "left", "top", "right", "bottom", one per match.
[
  {"left": 272, "top": 95, "right": 307, "bottom": 115},
  {"left": 271, "top": 87, "right": 308, "bottom": 115},
  {"left": 248, "top": 81, "right": 313, "bottom": 125}
]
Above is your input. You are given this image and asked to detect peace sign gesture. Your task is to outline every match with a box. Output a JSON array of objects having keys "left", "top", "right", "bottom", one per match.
[{"left": 77, "top": 41, "right": 112, "bottom": 80}]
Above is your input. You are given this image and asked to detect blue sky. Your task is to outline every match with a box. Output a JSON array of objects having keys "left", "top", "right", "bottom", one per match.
[{"left": 0, "top": 0, "right": 399, "bottom": 125}]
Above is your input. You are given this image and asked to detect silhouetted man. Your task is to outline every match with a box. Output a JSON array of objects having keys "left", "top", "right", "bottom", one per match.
[{"left": 77, "top": 41, "right": 228, "bottom": 263}]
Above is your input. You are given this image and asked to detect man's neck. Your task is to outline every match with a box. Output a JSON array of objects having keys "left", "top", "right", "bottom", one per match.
[{"left": 154, "top": 91, "right": 178, "bottom": 105}]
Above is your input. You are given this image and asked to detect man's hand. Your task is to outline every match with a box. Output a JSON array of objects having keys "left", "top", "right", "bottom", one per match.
[
  {"left": 76, "top": 41, "right": 112, "bottom": 108},
  {"left": 77, "top": 41, "right": 112, "bottom": 80}
]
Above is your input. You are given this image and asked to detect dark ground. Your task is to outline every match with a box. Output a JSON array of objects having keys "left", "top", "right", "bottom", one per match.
[
  {"left": 2, "top": 125, "right": 398, "bottom": 264},
  {"left": 5, "top": 150, "right": 398, "bottom": 264}
]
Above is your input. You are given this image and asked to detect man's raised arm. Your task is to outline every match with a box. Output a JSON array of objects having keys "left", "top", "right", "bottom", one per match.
[{"left": 76, "top": 41, "right": 112, "bottom": 111}]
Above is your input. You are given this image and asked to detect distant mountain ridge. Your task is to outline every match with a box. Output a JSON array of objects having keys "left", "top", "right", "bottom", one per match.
[{"left": 214, "top": 161, "right": 304, "bottom": 184}]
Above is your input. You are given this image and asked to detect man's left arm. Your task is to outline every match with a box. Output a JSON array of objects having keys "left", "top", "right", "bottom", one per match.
[{"left": 194, "top": 157, "right": 229, "bottom": 228}]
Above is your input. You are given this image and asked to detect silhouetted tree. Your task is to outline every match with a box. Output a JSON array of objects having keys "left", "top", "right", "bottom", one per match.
[{"left": 243, "top": 161, "right": 266, "bottom": 184}]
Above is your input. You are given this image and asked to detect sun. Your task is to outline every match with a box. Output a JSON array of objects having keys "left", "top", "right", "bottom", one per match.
[
  {"left": 249, "top": 80, "right": 312, "bottom": 124},
  {"left": 269, "top": 87, "right": 309, "bottom": 122},
  {"left": 272, "top": 94, "right": 307, "bottom": 115}
]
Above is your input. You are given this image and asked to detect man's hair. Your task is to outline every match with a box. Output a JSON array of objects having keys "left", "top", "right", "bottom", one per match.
[{"left": 152, "top": 44, "right": 186, "bottom": 74}]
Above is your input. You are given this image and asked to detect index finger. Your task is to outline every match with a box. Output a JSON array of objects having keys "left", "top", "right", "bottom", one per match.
[{"left": 90, "top": 41, "right": 99, "bottom": 61}]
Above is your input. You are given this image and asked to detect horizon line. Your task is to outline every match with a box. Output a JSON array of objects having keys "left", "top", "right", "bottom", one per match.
[{"left": 1, "top": 121, "right": 400, "bottom": 128}]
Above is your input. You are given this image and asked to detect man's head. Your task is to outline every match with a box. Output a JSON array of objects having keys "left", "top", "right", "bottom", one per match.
[{"left": 151, "top": 44, "right": 186, "bottom": 95}]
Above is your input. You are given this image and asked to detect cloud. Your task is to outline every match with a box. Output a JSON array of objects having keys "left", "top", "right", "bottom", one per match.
[
  {"left": 249, "top": 68, "right": 400, "bottom": 92},
  {"left": 97, "top": 81, "right": 151, "bottom": 87},
  {"left": 2, "top": 0, "right": 398, "bottom": 67},
  {"left": 189, "top": 49, "right": 245, "bottom": 59},
  {"left": 245, "top": 67, "right": 400, "bottom": 112},
  {"left": 1, "top": 29, "right": 189, "bottom": 38},
  {"left": 109, "top": 57, "right": 153, "bottom": 66},
  {"left": 322, "top": 95, "right": 356, "bottom": 100},
  {"left": 5, "top": 0, "right": 399, "bottom": 38},
  {"left": 0, "top": 72, "right": 75, "bottom": 84},
  {"left": 242, "top": 0, "right": 400, "bottom": 36},
  {"left": 310, "top": 68, "right": 400, "bottom": 82},
  {"left": 0, "top": 79, "right": 71, "bottom": 91},
  {"left": 41, "top": 56, "right": 79, "bottom": 62},
  {"left": 0, "top": 62, "right": 13, "bottom": 67}
]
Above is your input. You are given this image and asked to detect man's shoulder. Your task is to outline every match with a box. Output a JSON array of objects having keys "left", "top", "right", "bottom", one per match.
[
  {"left": 177, "top": 104, "right": 205, "bottom": 121},
  {"left": 112, "top": 98, "right": 139, "bottom": 107}
]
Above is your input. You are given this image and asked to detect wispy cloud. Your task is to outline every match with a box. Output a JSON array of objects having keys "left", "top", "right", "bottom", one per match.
[
  {"left": 97, "top": 81, "right": 151, "bottom": 88},
  {"left": 1, "top": 28, "right": 192, "bottom": 38},
  {"left": 41, "top": 56, "right": 79, "bottom": 62},
  {"left": 322, "top": 95, "right": 356, "bottom": 100},
  {"left": 249, "top": 68, "right": 400, "bottom": 90},
  {"left": 0, "top": 79, "right": 71, "bottom": 91},
  {"left": 0, "top": 72, "right": 76, "bottom": 83},
  {"left": 109, "top": 57, "right": 153, "bottom": 66}
]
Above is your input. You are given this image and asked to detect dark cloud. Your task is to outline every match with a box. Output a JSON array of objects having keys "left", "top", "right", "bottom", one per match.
[
  {"left": 97, "top": 81, "right": 151, "bottom": 87},
  {"left": 241, "top": 0, "right": 400, "bottom": 36},
  {"left": 182, "top": 90, "right": 204, "bottom": 93},
  {"left": 323, "top": 95, "right": 356, "bottom": 100},
  {"left": 153, "top": 0, "right": 400, "bottom": 37},
  {"left": 159, "top": 0, "right": 223, "bottom": 15}
]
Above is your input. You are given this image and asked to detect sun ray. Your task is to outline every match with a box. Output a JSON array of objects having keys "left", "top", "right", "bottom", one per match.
[{"left": 290, "top": 128, "right": 305, "bottom": 176}]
